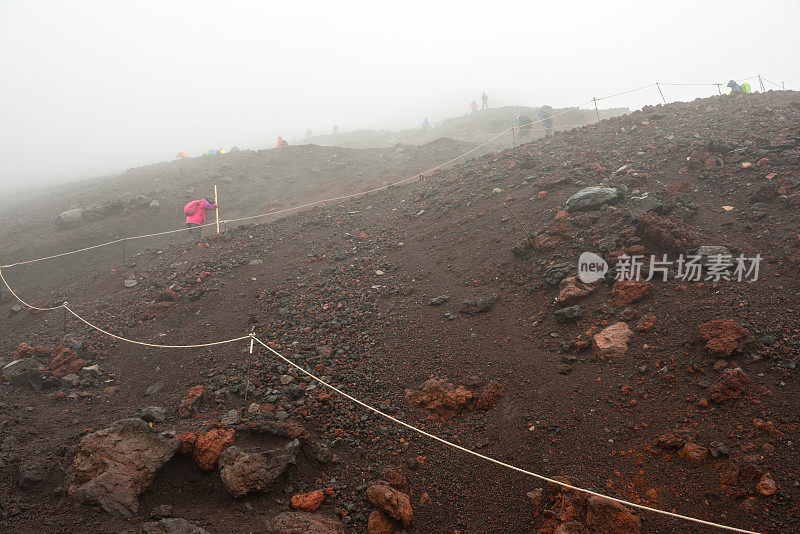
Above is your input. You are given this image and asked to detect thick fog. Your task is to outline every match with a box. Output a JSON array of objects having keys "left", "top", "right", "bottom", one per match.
[{"left": 1, "top": 0, "right": 798, "bottom": 190}]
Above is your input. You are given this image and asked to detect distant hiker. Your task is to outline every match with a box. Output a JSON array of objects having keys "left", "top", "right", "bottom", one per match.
[
  {"left": 481, "top": 92, "right": 488, "bottom": 110},
  {"left": 539, "top": 105, "right": 554, "bottom": 138},
  {"left": 422, "top": 117, "right": 430, "bottom": 130},
  {"left": 176, "top": 151, "right": 189, "bottom": 159},
  {"left": 741, "top": 82, "right": 752, "bottom": 94},
  {"left": 470, "top": 100, "right": 478, "bottom": 113},
  {"left": 184, "top": 198, "right": 218, "bottom": 241},
  {"left": 727, "top": 80, "right": 743, "bottom": 95},
  {"left": 516, "top": 114, "right": 533, "bottom": 139},
  {"left": 277, "top": 136, "right": 288, "bottom": 149}
]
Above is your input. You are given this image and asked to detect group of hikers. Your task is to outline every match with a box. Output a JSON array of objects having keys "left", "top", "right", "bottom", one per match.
[
  {"left": 727, "top": 80, "right": 752, "bottom": 95},
  {"left": 470, "top": 92, "right": 489, "bottom": 113},
  {"left": 514, "top": 105, "right": 555, "bottom": 140}
]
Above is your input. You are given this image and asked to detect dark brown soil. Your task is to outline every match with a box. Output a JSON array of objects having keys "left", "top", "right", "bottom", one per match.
[{"left": 1, "top": 91, "right": 799, "bottom": 533}]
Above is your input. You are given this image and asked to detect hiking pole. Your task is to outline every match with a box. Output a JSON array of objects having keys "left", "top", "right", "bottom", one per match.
[
  {"left": 214, "top": 185, "right": 220, "bottom": 234},
  {"left": 592, "top": 98, "right": 600, "bottom": 122}
]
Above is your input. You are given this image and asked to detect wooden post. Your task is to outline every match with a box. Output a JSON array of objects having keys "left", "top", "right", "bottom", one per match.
[
  {"left": 121, "top": 238, "right": 126, "bottom": 264},
  {"left": 715, "top": 83, "right": 722, "bottom": 95},
  {"left": 592, "top": 98, "right": 600, "bottom": 122},
  {"left": 757, "top": 74, "right": 766, "bottom": 93},
  {"left": 214, "top": 185, "right": 220, "bottom": 234},
  {"left": 511, "top": 126, "right": 517, "bottom": 147},
  {"left": 656, "top": 83, "right": 667, "bottom": 104}
]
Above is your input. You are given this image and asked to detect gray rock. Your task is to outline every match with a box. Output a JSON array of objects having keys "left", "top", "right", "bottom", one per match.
[
  {"left": 554, "top": 305, "right": 584, "bottom": 323},
  {"left": 544, "top": 263, "right": 573, "bottom": 286},
  {"left": 2, "top": 358, "right": 41, "bottom": 377},
  {"left": 696, "top": 245, "right": 731, "bottom": 259},
  {"left": 627, "top": 193, "right": 663, "bottom": 218},
  {"left": 55, "top": 208, "right": 84, "bottom": 227},
  {"left": 280, "top": 375, "right": 293, "bottom": 385},
  {"left": 10, "top": 304, "right": 23, "bottom": 314},
  {"left": 62, "top": 374, "right": 81, "bottom": 388},
  {"left": 428, "top": 295, "right": 451, "bottom": 306},
  {"left": 144, "top": 382, "right": 165, "bottom": 397},
  {"left": 124, "top": 279, "right": 138, "bottom": 288},
  {"left": 564, "top": 187, "right": 621, "bottom": 212},
  {"left": 248, "top": 259, "right": 263, "bottom": 265},
  {"left": 218, "top": 440, "right": 300, "bottom": 497},
  {"left": 67, "top": 418, "right": 180, "bottom": 518},
  {"left": 220, "top": 409, "right": 241, "bottom": 426},
  {"left": 17, "top": 461, "right": 47, "bottom": 488},
  {"left": 148, "top": 200, "right": 160, "bottom": 210},
  {"left": 140, "top": 406, "right": 166, "bottom": 423}
]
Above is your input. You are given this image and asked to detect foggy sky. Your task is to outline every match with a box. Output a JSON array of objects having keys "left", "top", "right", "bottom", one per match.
[{"left": 1, "top": 0, "right": 798, "bottom": 189}]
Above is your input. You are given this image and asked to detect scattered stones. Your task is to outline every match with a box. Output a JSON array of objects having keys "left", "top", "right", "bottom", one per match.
[
  {"left": 218, "top": 440, "right": 299, "bottom": 497},
  {"left": 2, "top": 358, "right": 41, "bottom": 377},
  {"left": 123, "top": 518, "right": 210, "bottom": 534},
  {"left": 267, "top": 512, "right": 347, "bottom": 534},
  {"left": 368, "top": 510, "right": 403, "bottom": 534},
  {"left": 699, "top": 320, "right": 750, "bottom": 357},
  {"left": 67, "top": 418, "right": 179, "bottom": 517},
  {"left": 366, "top": 484, "right": 413, "bottom": 527},
  {"left": 592, "top": 322, "right": 633, "bottom": 357},
  {"left": 17, "top": 461, "right": 47, "bottom": 488}
]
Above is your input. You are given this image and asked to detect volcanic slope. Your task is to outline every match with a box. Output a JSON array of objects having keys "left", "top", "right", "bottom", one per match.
[{"left": 1, "top": 91, "right": 800, "bottom": 533}]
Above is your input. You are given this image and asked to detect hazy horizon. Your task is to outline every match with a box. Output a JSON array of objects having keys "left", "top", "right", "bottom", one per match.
[{"left": 1, "top": 0, "right": 798, "bottom": 188}]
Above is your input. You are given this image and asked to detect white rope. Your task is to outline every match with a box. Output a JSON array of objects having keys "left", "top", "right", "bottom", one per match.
[
  {"left": 1, "top": 270, "right": 250, "bottom": 348},
  {"left": 0, "top": 269, "right": 65, "bottom": 311},
  {"left": 251, "top": 336, "right": 760, "bottom": 533}
]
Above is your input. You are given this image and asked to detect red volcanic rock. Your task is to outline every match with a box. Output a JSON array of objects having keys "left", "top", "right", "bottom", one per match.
[{"left": 699, "top": 320, "right": 749, "bottom": 357}]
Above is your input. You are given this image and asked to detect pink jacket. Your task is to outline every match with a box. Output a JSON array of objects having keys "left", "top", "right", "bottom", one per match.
[{"left": 186, "top": 199, "right": 217, "bottom": 224}]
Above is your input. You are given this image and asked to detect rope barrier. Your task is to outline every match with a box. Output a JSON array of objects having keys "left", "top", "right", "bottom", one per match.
[
  {"left": 0, "top": 242, "right": 766, "bottom": 532},
  {"left": 250, "top": 336, "right": 759, "bottom": 534},
  {"left": 0, "top": 75, "right": 788, "bottom": 271},
  {"left": 0, "top": 269, "right": 65, "bottom": 311}
]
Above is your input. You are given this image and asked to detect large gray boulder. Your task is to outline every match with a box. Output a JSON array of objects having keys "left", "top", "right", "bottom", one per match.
[
  {"left": 218, "top": 440, "right": 299, "bottom": 497},
  {"left": 55, "top": 208, "right": 84, "bottom": 227},
  {"left": 67, "top": 418, "right": 180, "bottom": 517},
  {"left": 565, "top": 187, "right": 621, "bottom": 212}
]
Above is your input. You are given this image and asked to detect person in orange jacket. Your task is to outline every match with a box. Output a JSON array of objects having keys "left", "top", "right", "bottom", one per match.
[{"left": 277, "top": 136, "right": 288, "bottom": 148}]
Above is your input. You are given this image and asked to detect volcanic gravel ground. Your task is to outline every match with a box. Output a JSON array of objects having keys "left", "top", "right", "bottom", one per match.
[{"left": 1, "top": 91, "right": 800, "bottom": 533}]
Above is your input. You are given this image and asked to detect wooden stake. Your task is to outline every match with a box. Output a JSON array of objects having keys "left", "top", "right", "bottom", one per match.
[
  {"left": 214, "top": 185, "right": 220, "bottom": 234},
  {"left": 245, "top": 329, "right": 254, "bottom": 400},
  {"left": 121, "top": 238, "right": 126, "bottom": 264},
  {"left": 592, "top": 98, "right": 600, "bottom": 122},
  {"left": 656, "top": 83, "right": 667, "bottom": 104},
  {"left": 715, "top": 83, "right": 722, "bottom": 95},
  {"left": 511, "top": 126, "right": 517, "bottom": 147}
]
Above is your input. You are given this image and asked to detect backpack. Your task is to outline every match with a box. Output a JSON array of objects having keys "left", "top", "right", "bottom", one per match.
[{"left": 184, "top": 200, "right": 201, "bottom": 216}]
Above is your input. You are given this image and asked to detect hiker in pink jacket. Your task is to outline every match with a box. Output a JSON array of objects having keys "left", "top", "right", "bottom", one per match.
[{"left": 184, "top": 197, "right": 218, "bottom": 241}]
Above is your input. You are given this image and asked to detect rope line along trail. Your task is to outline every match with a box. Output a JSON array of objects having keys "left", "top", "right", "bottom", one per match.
[
  {"left": 1, "top": 73, "right": 784, "bottom": 269},
  {"left": 250, "top": 337, "right": 759, "bottom": 534},
  {"left": 0, "top": 268, "right": 763, "bottom": 533}
]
